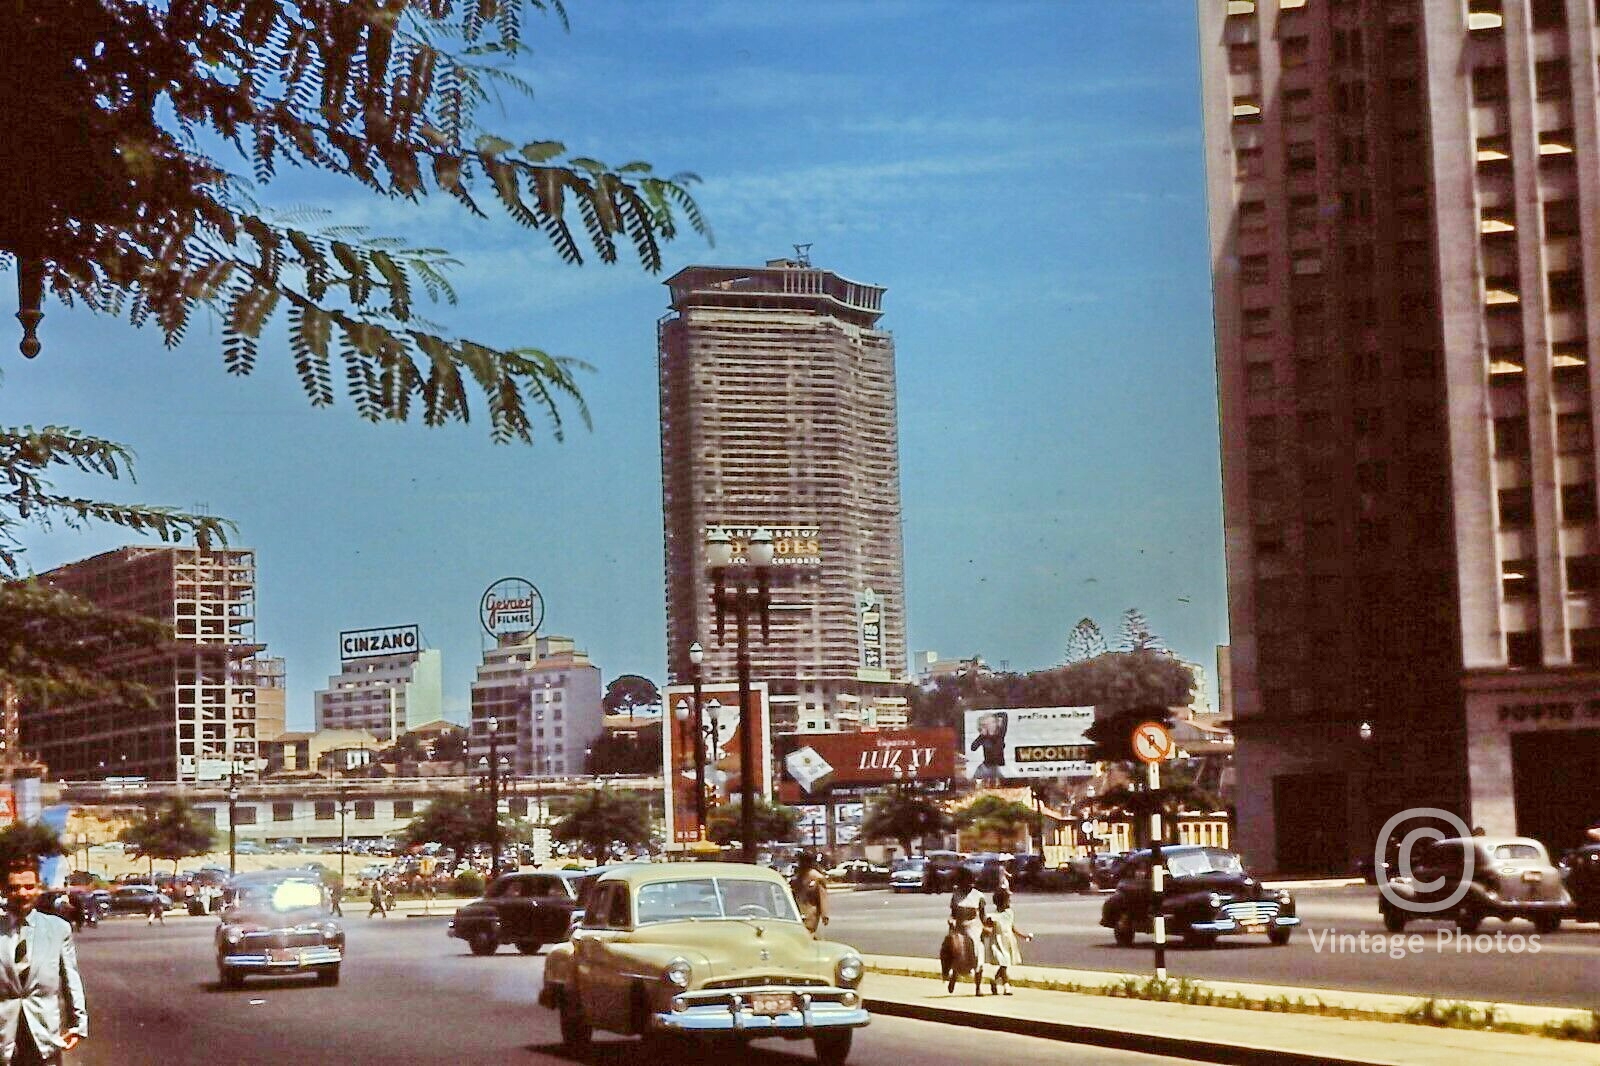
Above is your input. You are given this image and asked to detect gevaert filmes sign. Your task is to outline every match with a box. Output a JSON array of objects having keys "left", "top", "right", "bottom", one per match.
[
  {"left": 480, "top": 577, "right": 544, "bottom": 638},
  {"left": 340, "top": 624, "right": 421, "bottom": 661}
]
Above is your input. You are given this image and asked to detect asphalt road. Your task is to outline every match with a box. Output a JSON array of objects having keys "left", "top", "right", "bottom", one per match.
[
  {"left": 67, "top": 914, "right": 1194, "bottom": 1066},
  {"left": 828, "top": 886, "right": 1600, "bottom": 1008}
]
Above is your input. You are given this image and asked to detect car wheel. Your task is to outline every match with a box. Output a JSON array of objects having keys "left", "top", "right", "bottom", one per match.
[
  {"left": 517, "top": 941, "right": 543, "bottom": 955},
  {"left": 1112, "top": 912, "right": 1135, "bottom": 947},
  {"left": 814, "top": 1030, "right": 853, "bottom": 1066},
  {"left": 219, "top": 968, "right": 245, "bottom": 991},
  {"left": 1381, "top": 907, "right": 1407, "bottom": 933},
  {"left": 1455, "top": 907, "right": 1483, "bottom": 934},
  {"left": 1532, "top": 914, "right": 1561, "bottom": 934},
  {"left": 468, "top": 931, "right": 498, "bottom": 956},
  {"left": 316, "top": 965, "right": 340, "bottom": 986},
  {"left": 1267, "top": 925, "right": 1293, "bottom": 946},
  {"left": 559, "top": 990, "right": 592, "bottom": 1051}
]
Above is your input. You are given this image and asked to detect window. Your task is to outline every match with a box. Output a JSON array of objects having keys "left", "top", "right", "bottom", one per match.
[
  {"left": 1573, "top": 629, "right": 1600, "bottom": 666},
  {"left": 1494, "top": 417, "right": 1530, "bottom": 454},
  {"left": 394, "top": 800, "right": 414, "bottom": 818},
  {"left": 314, "top": 801, "right": 335, "bottom": 820},
  {"left": 273, "top": 802, "right": 294, "bottom": 822},
  {"left": 1545, "top": 200, "right": 1580, "bottom": 237},
  {"left": 1564, "top": 482, "right": 1598, "bottom": 521},
  {"left": 1281, "top": 37, "right": 1308, "bottom": 68},
  {"left": 1240, "top": 201, "right": 1267, "bottom": 230},
  {"left": 234, "top": 806, "right": 257, "bottom": 825},
  {"left": 1567, "top": 556, "right": 1600, "bottom": 592},
  {"left": 1286, "top": 140, "right": 1316, "bottom": 173},
  {"left": 1499, "top": 487, "right": 1534, "bottom": 525},
  {"left": 1536, "top": 59, "right": 1569, "bottom": 99},
  {"left": 1530, "top": 0, "right": 1566, "bottom": 29},
  {"left": 1507, "top": 630, "right": 1542, "bottom": 668},
  {"left": 1557, "top": 413, "right": 1592, "bottom": 454},
  {"left": 1548, "top": 272, "right": 1585, "bottom": 312},
  {"left": 1240, "top": 253, "right": 1269, "bottom": 284},
  {"left": 1502, "top": 559, "right": 1536, "bottom": 597},
  {"left": 1235, "top": 145, "right": 1264, "bottom": 179},
  {"left": 509, "top": 797, "right": 529, "bottom": 817},
  {"left": 1472, "top": 66, "right": 1507, "bottom": 101},
  {"left": 1288, "top": 195, "right": 1319, "bottom": 231},
  {"left": 355, "top": 800, "right": 375, "bottom": 821},
  {"left": 1243, "top": 308, "right": 1272, "bottom": 337}
]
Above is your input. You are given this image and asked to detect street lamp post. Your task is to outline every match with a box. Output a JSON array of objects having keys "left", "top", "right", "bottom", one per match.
[
  {"left": 688, "top": 641, "right": 705, "bottom": 837},
  {"left": 486, "top": 716, "right": 502, "bottom": 880},
  {"left": 227, "top": 772, "right": 241, "bottom": 876},
  {"left": 337, "top": 785, "right": 350, "bottom": 886},
  {"left": 706, "top": 528, "right": 777, "bottom": 863}
]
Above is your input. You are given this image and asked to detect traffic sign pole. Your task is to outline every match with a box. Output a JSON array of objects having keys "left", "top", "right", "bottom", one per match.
[{"left": 1149, "top": 757, "right": 1166, "bottom": 981}]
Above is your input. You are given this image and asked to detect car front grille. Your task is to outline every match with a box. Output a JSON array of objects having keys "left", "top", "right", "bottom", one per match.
[
  {"left": 1222, "top": 901, "right": 1279, "bottom": 924},
  {"left": 240, "top": 931, "right": 324, "bottom": 950},
  {"left": 702, "top": 975, "right": 828, "bottom": 990}
]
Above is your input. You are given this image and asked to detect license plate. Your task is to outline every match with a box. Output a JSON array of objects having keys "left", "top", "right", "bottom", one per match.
[
  {"left": 268, "top": 948, "right": 302, "bottom": 964},
  {"left": 1522, "top": 870, "right": 1543, "bottom": 883},
  {"left": 748, "top": 992, "right": 792, "bottom": 1016},
  {"left": 1241, "top": 922, "right": 1265, "bottom": 932}
]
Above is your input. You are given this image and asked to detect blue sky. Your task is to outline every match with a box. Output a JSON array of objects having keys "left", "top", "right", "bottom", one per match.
[{"left": 5, "top": 0, "right": 1226, "bottom": 728}]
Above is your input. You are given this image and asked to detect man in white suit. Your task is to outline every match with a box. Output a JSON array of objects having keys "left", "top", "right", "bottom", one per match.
[{"left": 0, "top": 865, "right": 87, "bottom": 1064}]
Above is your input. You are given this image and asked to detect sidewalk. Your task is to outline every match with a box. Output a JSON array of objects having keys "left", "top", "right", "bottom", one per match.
[{"left": 861, "top": 958, "right": 1600, "bottom": 1066}]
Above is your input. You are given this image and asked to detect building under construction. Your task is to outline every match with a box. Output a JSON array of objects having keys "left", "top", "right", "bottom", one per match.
[{"left": 26, "top": 546, "right": 268, "bottom": 782}]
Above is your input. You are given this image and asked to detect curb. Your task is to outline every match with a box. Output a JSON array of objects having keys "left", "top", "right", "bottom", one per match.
[{"left": 863, "top": 996, "right": 1368, "bottom": 1066}]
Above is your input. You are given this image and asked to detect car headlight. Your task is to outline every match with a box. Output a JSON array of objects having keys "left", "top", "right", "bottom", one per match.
[
  {"left": 320, "top": 923, "right": 342, "bottom": 939},
  {"left": 225, "top": 928, "right": 244, "bottom": 944},
  {"left": 1277, "top": 890, "right": 1293, "bottom": 905},
  {"left": 1207, "top": 893, "right": 1223, "bottom": 910},
  {"left": 836, "top": 953, "right": 864, "bottom": 988},
  {"left": 664, "top": 957, "right": 692, "bottom": 989}
]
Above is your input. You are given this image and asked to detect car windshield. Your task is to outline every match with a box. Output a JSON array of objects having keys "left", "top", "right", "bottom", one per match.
[
  {"left": 633, "top": 878, "right": 800, "bottom": 925},
  {"left": 1493, "top": 843, "right": 1543, "bottom": 861},
  {"left": 1164, "top": 849, "right": 1246, "bottom": 878},
  {"left": 892, "top": 859, "right": 924, "bottom": 872},
  {"left": 228, "top": 879, "right": 327, "bottom": 917}
]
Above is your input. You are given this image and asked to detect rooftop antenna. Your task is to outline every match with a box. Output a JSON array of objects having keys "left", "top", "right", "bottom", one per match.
[{"left": 792, "top": 243, "right": 813, "bottom": 267}]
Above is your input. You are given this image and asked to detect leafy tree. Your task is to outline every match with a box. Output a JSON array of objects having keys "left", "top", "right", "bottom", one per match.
[
  {"left": 861, "top": 790, "right": 953, "bottom": 856},
  {"left": 552, "top": 787, "right": 652, "bottom": 859},
  {"left": 118, "top": 797, "right": 215, "bottom": 876},
  {"left": 1085, "top": 760, "right": 1223, "bottom": 847},
  {"left": 953, "top": 794, "right": 1034, "bottom": 852},
  {"left": 430, "top": 726, "right": 467, "bottom": 763},
  {"left": 905, "top": 651, "right": 1194, "bottom": 729},
  {"left": 1117, "top": 608, "right": 1166, "bottom": 654},
  {"left": 0, "top": 821, "right": 68, "bottom": 871},
  {"left": 3, "top": 0, "right": 707, "bottom": 445},
  {"left": 585, "top": 724, "right": 662, "bottom": 776},
  {"left": 381, "top": 730, "right": 429, "bottom": 765},
  {"left": 1064, "top": 617, "right": 1107, "bottom": 664},
  {"left": 398, "top": 792, "right": 529, "bottom": 859},
  {"left": 603, "top": 675, "right": 661, "bottom": 718},
  {"left": 706, "top": 797, "right": 800, "bottom": 847}
]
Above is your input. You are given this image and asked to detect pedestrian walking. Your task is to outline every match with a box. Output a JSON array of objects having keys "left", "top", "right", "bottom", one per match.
[
  {"left": 368, "top": 881, "right": 388, "bottom": 918},
  {"left": 329, "top": 884, "right": 344, "bottom": 918},
  {"left": 790, "top": 853, "right": 830, "bottom": 938},
  {"left": 943, "top": 866, "right": 987, "bottom": 996},
  {"left": 144, "top": 893, "right": 164, "bottom": 927},
  {"left": 981, "top": 887, "right": 1033, "bottom": 996},
  {"left": 0, "top": 863, "right": 88, "bottom": 1064}
]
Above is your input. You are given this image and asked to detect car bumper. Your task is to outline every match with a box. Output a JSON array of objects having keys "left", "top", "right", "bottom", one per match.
[
  {"left": 221, "top": 947, "right": 343, "bottom": 971},
  {"left": 1188, "top": 915, "right": 1300, "bottom": 934},
  {"left": 653, "top": 987, "right": 870, "bottom": 1036}
]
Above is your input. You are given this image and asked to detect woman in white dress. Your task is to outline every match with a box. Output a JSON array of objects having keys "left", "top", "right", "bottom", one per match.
[
  {"left": 946, "top": 867, "right": 987, "bottom": 995},
  {"left": 982, "top": 887, "right": 1034, "bottom": 995}
]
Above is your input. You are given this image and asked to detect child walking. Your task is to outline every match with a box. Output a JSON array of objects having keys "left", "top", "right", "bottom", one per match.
[{"left": 982, "top": 887, "right": 1033, "bottom": 995}]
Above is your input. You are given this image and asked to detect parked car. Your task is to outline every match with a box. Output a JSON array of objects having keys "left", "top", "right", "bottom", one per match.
[
  {"left": 888, "top": 857, "right": 926, "bottom": 894},
  {"left": 1090, "top": 852, "right": 1130, "bottom": 890},
  {"left": 826, "top": 860, "right": 889, "bottom": 884},
  {"left": 107, "top": 885, "right": 173, "bottom": 914},
  {"left": 539, "top": 862, "right": 868, "bottom": 1065},
  {"left": 215, "top": 873, "right": 342, "bottom": 989},
  {"left": 1379, "top": 836, "right": 1572, "bottom": 933},
  {"left": 1015, "top": 855, "right": 1091, "bottom": 893},
  {"left": 447, "top": 869, "right": 602, "bottom": 956},
  {"left": 962, "top": 853, "right": 1012, "bottom": 893},
  {"left": 233, "top": 841, "right": 265, "bottom": 855},
  {"left": 919, "top": 851, "right": 965, "bottom": 894},
  {"left": 1100, "top": 846, "right": 1299, "bottom": 948},
  {"left": 1561, "top": 843, "right": 1600, "bottom": 923}
]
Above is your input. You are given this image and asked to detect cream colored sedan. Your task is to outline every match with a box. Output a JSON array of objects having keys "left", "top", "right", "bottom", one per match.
[{"left": 539, "top": 862, "right": 868, "bottom": 1065}]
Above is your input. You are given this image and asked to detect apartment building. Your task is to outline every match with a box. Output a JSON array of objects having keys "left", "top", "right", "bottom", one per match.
[
  {"left": 314, "top": 626, "right": 442, "bottom": 743},
  {"left": 468, "top": 634, "right": 603, "bottom": 778},
  {"left": 1200, "top": 0, "right": 1600, "bottom": 871},
  {"left": 29, "top": 546, "right": 267, "bottom": 782},
  {"left": 659, "top": 259, "right": 909, "bottom": 735}
]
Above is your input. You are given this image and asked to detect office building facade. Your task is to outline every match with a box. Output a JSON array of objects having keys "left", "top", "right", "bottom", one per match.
[
  {"left": 659, "top": 259, "right": 909, "bottom": 734},
  {"left": 468, "top": 634, "right": 603, "bottom": 779},
  {"left": 1200, "top": 0, "right": 1600, "bottom": 870},
  {"left": 315, "top": 638, "right": 443, "bottom": 743},
  {"left": 29, "top": 546, "right": 267, "bottom": 782}
]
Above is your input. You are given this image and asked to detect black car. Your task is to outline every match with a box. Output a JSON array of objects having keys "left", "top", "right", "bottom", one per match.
[
  {"left": 448, "top": 869, "right": 603, "bottom": 956},
  {"left": 1089, "top": 852, "right": 1130, "bottom": 890},
  {"left": 107, "top": 885, "right": 173, "bottom": 914},
  {"left": 1099, "top": 845, "right": 1298, "bottom": 948},
  {"left": 919, "top": 851, "right": 965, "bottom": 894},
  {"left": 1561, "top": 844, "right": 1600, "bottom": 922}
]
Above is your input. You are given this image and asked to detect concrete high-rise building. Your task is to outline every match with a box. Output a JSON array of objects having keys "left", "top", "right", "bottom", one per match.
[
  {"left": 254, "top": 656, "right": 288, "bottom": 743},
  {"left": 469, "top": 634, "right": 603, "bottom": 778},
  {"left": 314, "top": 628, "right": 442, "bottom": 743},
  {"left": 1199, "top": 0, "right": 1600, "bottom": 872},
  {"left": 28, "top": 546, "right": 267, "bottom": 781},
  {"left": 659, "top": 259, "right": 908, "bottom": 734}
]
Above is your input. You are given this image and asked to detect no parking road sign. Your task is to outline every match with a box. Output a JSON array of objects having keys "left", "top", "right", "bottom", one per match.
[{"left": 1131, "top": 721, "right": 1173, "bottom": 764}]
